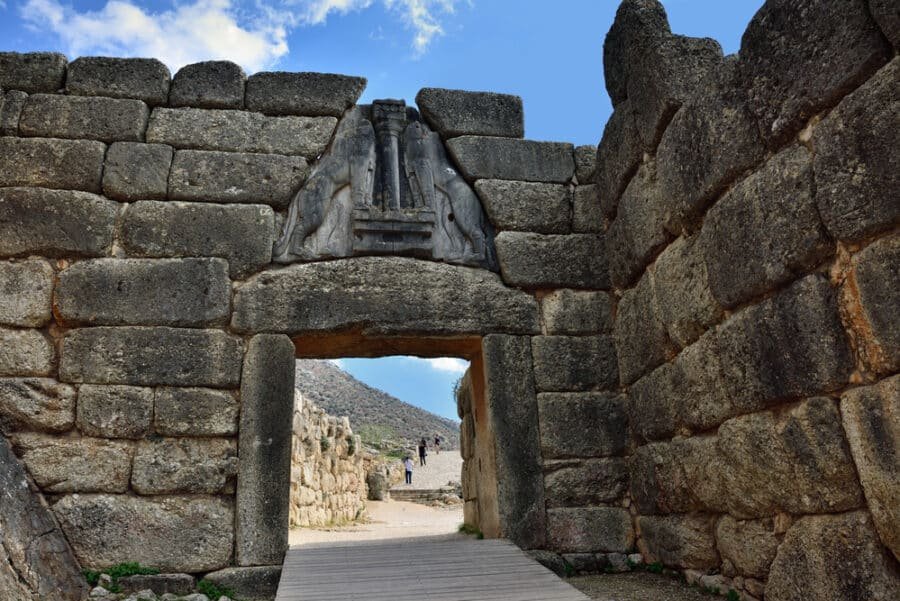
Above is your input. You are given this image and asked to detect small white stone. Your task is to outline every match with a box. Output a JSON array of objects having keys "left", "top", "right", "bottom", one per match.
[{"left": 89, "top": 586, "right": 110, "bottom": 598}]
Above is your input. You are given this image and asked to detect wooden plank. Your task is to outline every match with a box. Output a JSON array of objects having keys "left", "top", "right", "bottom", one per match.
[{"left": 276, "top": 537, "right": 591, "bottom": 601}]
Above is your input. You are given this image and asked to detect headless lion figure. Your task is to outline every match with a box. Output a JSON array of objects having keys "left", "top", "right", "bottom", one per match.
[
  {"left": 404, "top": 120, "right": 486, "bottom": 258},
  {"left": 274, "top": 110, "right": 376, "bottom": 261}
]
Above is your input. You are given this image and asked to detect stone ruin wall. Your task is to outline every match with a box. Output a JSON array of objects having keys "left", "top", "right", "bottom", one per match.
[
  {"left": 0, "top": 0, "right": 897, "bottom": 600},
  {"left": 289, "top": 391, "right": 366, "bottom": 528}
]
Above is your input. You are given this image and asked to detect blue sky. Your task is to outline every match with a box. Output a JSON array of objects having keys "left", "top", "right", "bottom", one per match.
[
  {"left": 1, "top": 0, "right": 764, "bottom": 420},
  {"left": 1, "top": 0, "right": 764, "bottom": 144}
]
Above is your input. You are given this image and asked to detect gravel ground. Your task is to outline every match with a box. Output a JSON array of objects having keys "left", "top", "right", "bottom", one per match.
[
  {"left": 569, "top": 572, "right": 711, "bottom": 601},
  {"left": 390, "top": 448, "right": 463, "bottom": 489}
]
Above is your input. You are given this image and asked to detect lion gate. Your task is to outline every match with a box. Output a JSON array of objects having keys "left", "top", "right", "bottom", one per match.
[{"left": 1, "top": 1, "right": 898, "bottom": 600}]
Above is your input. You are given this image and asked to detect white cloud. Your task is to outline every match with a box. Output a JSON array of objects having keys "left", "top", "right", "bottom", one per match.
[
  {"left": 422, "top": 357, "right": 469, "bottom": 373},
  {"left": 20, "top": 0, "right": 292, "bottom": 72},
  {"left": 383, "top": 0, "right": 456, "bottom": 54}
]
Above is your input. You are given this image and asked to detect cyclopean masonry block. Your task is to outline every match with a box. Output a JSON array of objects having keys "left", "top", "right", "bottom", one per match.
[
  {"left": 447, "top": 137, "right": 575, "bottom": 183},
  {"left": 0, "top": 51, "right": 67, "bottom": 93},
  {"left": 546, "top": 507, "right": 634, "bottom": 553},
  {"left": 415, "top": 88, "right": 524, "bottom": 138},
  {"left": 537, "top": 393, "right": 628, "bottom": 458},
  {"left": 75, "top": 384, "right": 154, "bottom": 439},
  {"left": 231, "top": 257, "right": 540, "bottom": 336},
  {"left": 147, "top": 108, "right": 337, "bottom": 158},
  {"left": 0, "top": 434, "right": 87, "bottom": 601},
  {"left": 10, "top": 433, "right": 133, "bottom": 493},
  {"left": 55, "top": 258, "right": 231, "bottom": 327},
  {"left": 0, "top": 89, "right": 27, "bottom": 135},
  {"left": 131, "top": 437, "right": 238, "bottom": 495},
  {"left": 120, "top": 201, "right": 275, "bottom": 279},
  {"left": 154, "top": 388, "right": 240, "bottom": 437},
  {"left": 203, "top": 566, "right": 282, "bottom": 601},
  {"left": 169, "top": 61, "right": 246, "bottom": 109},
  {"left": 19, "top": 94, "right": 149, "bottom": 143},
  {"left": 574, "top": 145, "right": 597, "bottom": 184},
  {"left": 531, "top": 336, "right": 618, "bottom": 392},
  {"left": 543, "top": 458, "right": 629, "bottom": 507},
  {"left": 765, "top": 511, "right": 900, "bottom": 601},
  {"left": 244, "top": 71, "right": 366, "bottom": 117},
  {"left": 813, "top": 56, "right": 899, "bottom": 244},
  {"left": 0, "top": 259, "right": 54, "bottom": 327},
  {"left": 614, "top": 272, "right": 674, "bottom": 385},
  {"left": 738, "top": 0, "right": 891, "bottom": 149},
  {"left": 869, "top": 0, "right": 900, "bottom": 48},
  {"left": 0, "top": 329, "right": 54, "bottom": 377},
  {"left": 53, "top": 494, "right": 234, "bottom": 572},
  {"left": 0, "top": 138, "right": 106, "bottom": 192},
  {"left": 102, "top": 142, "right": 173, "bottom": 201},
  {"left": 594, "top": 101, "right": 641, "bottom": 217},
  {"left": 700, "top": 144, "right": 831, "bottom": 309},
  {"left": 494, "top": 232, "right": 609, "bottom": 289},
  {"left": 638, "top": 515, "right": 719, "bottom": 570},
  {"left": 540, "top": 290, "right": 613, "bottom": 336},
  {"left": 0, "top": 188, "right": 117, "bottom": 258},
  {"left": 481, "top": 335, "right": 546, "bottom": 550},
  {"left": 572, "top": 185, "right": 603, "bottom": 233},
  {"left": 715, "top": 516, "right": 781, "bottom": 580},
  {"left": 59, "top": 327, "right": 243, "bottom": 387},
  {"left": 237, "top": 334, "right": 295, "bottom": 566},
  {"left": 66, "top": 57, "right": 171, "bottom": 105},
  {"left": 840, "top": 375, "right": 900, "bottom": 560},
  {"left": 474, "top": 180, "right": 571, "bottom": 234},
  {"left": 168, "top": 149, "right": 308, "bottom": 208},
  {"left": 846, "top": 234, "right": 900, "bottom": 375},
  {"left": 0, "top": 378, "right": 75, "bottom": 434}
]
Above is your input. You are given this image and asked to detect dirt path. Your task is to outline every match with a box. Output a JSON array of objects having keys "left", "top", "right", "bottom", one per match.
[
  {"left": 569, "top": 573, "right": 712, "bottom": 601},
  {"left": 390, "top": 448, "right": 463, "bottom": 489}
]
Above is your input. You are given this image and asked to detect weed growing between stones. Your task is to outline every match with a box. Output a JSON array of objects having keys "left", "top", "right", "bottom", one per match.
[
  {"left": 458, "top": 523, "right": 484, "bottom": 539},
  {"left": 197, "top": 579, "right": 237, "bottom": 600}
]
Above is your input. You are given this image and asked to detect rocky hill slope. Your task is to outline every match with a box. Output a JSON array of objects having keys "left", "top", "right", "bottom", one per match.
[{"left": 294, "top": 360, "right": 461, "bottom": 450}]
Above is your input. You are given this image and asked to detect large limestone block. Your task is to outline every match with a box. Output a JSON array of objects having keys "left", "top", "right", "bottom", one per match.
[
  {"left": 537, "top": 393, "right": 628, "bottom": 458},
  {"left": 168, "top": 149, "right": 308, "bottom": 208},
  {"left": 594, "top": 103, "right": 642, "bottom": 216},
  {"left": 739, "top": 0, "right": 891, "bottom": 148},
  {"left": 657, "top": 60, "right": 765, "bottom": 233},
  {"left": 76, "top": 384, "right": 153, "bottom": 439},
  {"left": 614, "top": 272, "right": 674, "bottom": 385},
  {"left": 841, "top": 376, "right": 900, "bottom": 560},
  {"left": 474, "top": 180, "right": 571, "bottom": 233},
  {"left": 121, "top": 200, "right": 274, "bottom": 279},
  {"left": 0, "top": 89, "right": 27, "bottom": 136},
  {"left": 715, "top": 516, "right": 780, "bottom": 579},
  {"left": 53, "top": 494, "right": 234, "bottom": 572},
  {"left": 0, "top": 52, "right": 66, "bottom": 93},
  {"left": 849, "top": 235, "right": 900, "bottom": 374},
  {"left": 766, "top": 511, "right": 899, "bottom": 601},
  {"left": 546, "top": 507, "right": 634, "bottom": 553},
  {"left": 602, "top": 0, "right": 671, "bottom": 106},
  {"left": 202, "top": 566, "right": 281, "bottom": 601},
  {"left": 572, "top": 185, "right": 603, "bottom": 233},
  {"left": 0, "top": 435, "right": 87, "bottom": 601},
  {"left": 813, "top": 58, "right": 900, "bottom": 243},
  {"left": 0, "top": 260, "right": 54, "bottom": 327},
  {"left": 102, "top": 142, "right": 173, "bottom": 201},
  {"left": 606, "top": 160, "right": 672, "bottom": 289},
  {"left": 540, "top": 289, "right": 613, "bottom": 336},
  {"left": 700, "top": 145, "right": 832, "bottom": 308},
  {"left": 237, "top": 335, "right": 295, "bottom": 566},
  {"left": 651, "top": 234, "right": 723, "bottom": 348},
  {"left": 869, "top": 0, "right": 900, "bottom": 48},
  {"left": 232, "top": 257, "right": 540, "bottom": 336},
  {"left": 245, "top": 71, "right": 366, "bottom": 117},
  {"left": 55, "top": 258, "right": 231, "bottom": 327},
  {"left": 0, "top": 329, "right": 54, "bottom": 377},
  {"left": 495, "top": 232, "right": 610, "bottom": 290},
  {"left": 638, "top": 515, "right": 719, "bottom": 570},
  {"left": 154, "top": 387, "right": 239, "bottom": 437},
  {"left": 0, "top": 187, "right": 117, "bottom": 258},
  {"left": 574, "top": 145, "right": 597, "bottom": 185},
  {"left": 169, "top": 61, "right": 246, "bottom": 109},
  {"left": 132, "top": 438, "right": 237, "bottom": 495},
  {"left": 147, "top": 108, "right": 337, "bottom": 158},
  {"left": 669, "top": 330, "right": 732, "bottom": 432},
  {"left": 11, "top": 433, "right": 132, "bottom": 493},
  {"left": 66, "top": 57, "right": 170, "bottom": 105},
  {"left": 481, "top": 335, "right": 545, "bottom": 549},
  {"left": 416, "top": 88, "right": 524, "bottom": 138},
  {"left": 531, "top": 336, "right": 618, "bottom": 392},
  {"left": 627, "top": 362, "right": 678, "bottom": 442},
  {"left": 543, "top": 458, "right": 628, "bottom": 507},
  {"left": 60, "top": 327, "right": 243, "bottom": 387},
  {"left": 19, "top": 94, "right": 149, "bottom": 143},
  {"left": 0, "top": 138, "right": 106, "bottom": 192},
  {"left": 0, "top": 378, "right": 75, "bottom": 434},
  {"left": 447, "top": 137, "right": 575, "bottom": 183}
]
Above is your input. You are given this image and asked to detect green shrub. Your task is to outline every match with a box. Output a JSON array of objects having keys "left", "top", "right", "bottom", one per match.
[
  {"left": 458, "top": 523, "right": 484, "bottom": 539},
  {"left": 320, "top": 435, "right": 331, "bottom": 452},
  {"left": 726, "top": 590, "right": 740, "bottom": 601},
  {"left": 82, "top": 570, "right": 100, "bottom": 586},
  {"left": 347, "top": 435, "right": 356, "bottom": 456},
  {"left": 198, "top": 579, "right": 237, "bottom": 600}
]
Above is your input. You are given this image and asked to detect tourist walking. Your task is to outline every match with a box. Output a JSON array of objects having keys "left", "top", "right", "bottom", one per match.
[
  {"left": 403, "top": 456, "right": 413, "bottom": 485},
  {"left": 434, "top": 434, "right": 441, "bottom": 455},
  {"left": 418, "top": 438, "right": 427, "bottom": 466}
]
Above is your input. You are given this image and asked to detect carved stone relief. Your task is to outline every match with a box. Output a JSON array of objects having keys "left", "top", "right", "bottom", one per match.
[{"left": 273, "top": 100, "right": 497, "bottom": 270}]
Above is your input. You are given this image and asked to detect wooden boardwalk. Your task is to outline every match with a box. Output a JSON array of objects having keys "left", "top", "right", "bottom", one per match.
[{"left": 276, "top": 535, "right": 592, "bottom": 601}]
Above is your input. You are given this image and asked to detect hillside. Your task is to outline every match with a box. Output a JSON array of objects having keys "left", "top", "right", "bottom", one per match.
[{"left": 294, "top": 360, "right": 461, "bottom": 450}]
